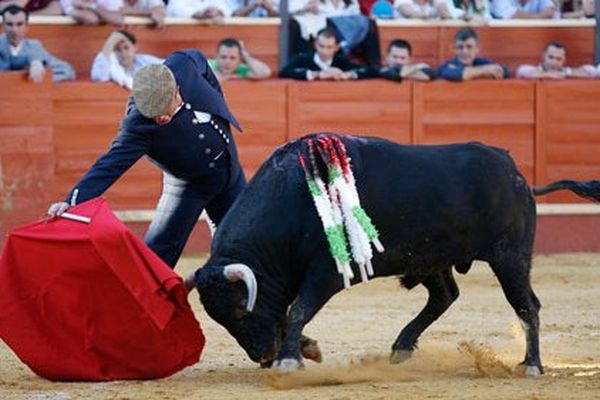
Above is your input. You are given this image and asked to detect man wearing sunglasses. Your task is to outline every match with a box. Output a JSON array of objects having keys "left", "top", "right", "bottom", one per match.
[
  {"left": 437, "top": 27, "right": 510, "bottom": 81},
  {"left": 47, "top": 49, "right": 245, "bottom": 268}
]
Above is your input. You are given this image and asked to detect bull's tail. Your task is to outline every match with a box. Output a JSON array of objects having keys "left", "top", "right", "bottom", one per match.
[{"left": 533, "top": 180, "right": 600, "bottom": 202}]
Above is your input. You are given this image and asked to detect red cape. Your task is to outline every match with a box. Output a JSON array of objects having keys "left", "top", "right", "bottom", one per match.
[{"left": 0, "top": 198, "right": 205, "bottom": 381}]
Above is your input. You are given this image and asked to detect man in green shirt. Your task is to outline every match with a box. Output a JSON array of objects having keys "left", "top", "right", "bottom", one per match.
[{"left": 208, "top": 38, "right": 271, "bottom": 81}]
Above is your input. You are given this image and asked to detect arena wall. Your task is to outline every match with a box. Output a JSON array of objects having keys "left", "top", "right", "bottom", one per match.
[{"left": 1, "top": 64, "right": 599, "bottom": 254}]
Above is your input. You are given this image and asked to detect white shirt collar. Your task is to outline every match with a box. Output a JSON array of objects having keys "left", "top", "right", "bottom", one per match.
[
  {"left": 9, "top": 42, "right": 22, "bottom": 56},
  {"left": 313, "top": 52, "right": 333, "bottom": 71}
]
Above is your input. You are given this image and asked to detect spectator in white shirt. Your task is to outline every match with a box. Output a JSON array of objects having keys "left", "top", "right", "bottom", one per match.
[
  {"left": 229, "top": 0, "right": 279, "bottom": 16},
  {"left": 60, "top": 0, "right": 125, "bottom": 25},
  {"left": 290, "top": 0, "right": 360, "bottom": 15},
  {"left": 122, "top": 0, "right": 165, "bottom": 27},
  {"left": 91, "top": 30, "right": 163, "bottom": 89},
  {"left": 166, "top": 0, "right": 231, "bottom": 22},
  {"left": 491, "top": 0, "right": 557, "bottom": 19},
  {"left": 394, "top": 0, "right": 452, "bottom": 18},
  {"left": 516, "top": 41, "right": 596, "bottom": 79},
  {"left": 451, "top": 0, "right": 492, "bottom": 21}
]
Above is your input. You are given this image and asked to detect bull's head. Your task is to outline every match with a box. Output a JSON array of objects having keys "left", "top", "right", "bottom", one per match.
[{"left": 186, "top": 264, "right": 282, "bottom": 366}]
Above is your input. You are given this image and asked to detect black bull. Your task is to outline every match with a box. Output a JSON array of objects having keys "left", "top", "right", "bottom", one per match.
[{"left": 188, "top": 134, "right": 600, "bottom": 376}]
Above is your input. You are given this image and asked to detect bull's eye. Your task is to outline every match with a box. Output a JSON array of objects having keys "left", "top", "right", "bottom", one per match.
[
  {"left": 233, "top": 298, "right": 248, "bottom": 319},
  {"left": 233, "top": 306, "right": 246, "bottom": 320}
]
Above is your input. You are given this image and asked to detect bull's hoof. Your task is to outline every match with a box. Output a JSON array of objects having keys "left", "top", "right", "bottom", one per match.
[
  {"left": 390, "top": 349, "right": 413, "bottom": 364},
  {"left": 273, "top": 358, "right": 303, "bottom": 373},
  {"left": 300, "top": 338, "right": 323, "bottom": 363},
  {"left": 518, "top": 360, "right": 544, "bottom": 377},
  {"left": 525, "top": 365, "right": 542, "bottom": 377}
]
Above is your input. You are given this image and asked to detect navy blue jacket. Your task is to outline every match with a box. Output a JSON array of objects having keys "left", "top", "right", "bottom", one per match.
[
  {"left": 437, "top": 56, "right": 510, "bottom": 81},
  {"left": 279, "top": 52, "right": 378, "bottom": 80},
  {"left": 66, "top": 49, "right": 242, "bottom": 204}
]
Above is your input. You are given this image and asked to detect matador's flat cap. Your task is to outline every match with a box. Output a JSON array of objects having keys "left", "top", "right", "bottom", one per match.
[{"left": 132, "top": 64, "right": 177, "bottom": 118}]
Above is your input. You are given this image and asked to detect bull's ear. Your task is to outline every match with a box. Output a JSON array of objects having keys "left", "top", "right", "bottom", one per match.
[{"left": 223, "top": 264, "right": 257, "bottom": 312}]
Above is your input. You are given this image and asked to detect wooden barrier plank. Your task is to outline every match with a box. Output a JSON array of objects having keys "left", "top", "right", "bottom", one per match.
[
  {"left": 51, "top": 82, "right": 155, "bottom": 207},
  {"left": 541, "top": 81, "right": 600, "bottom": 202},
  {"left": 420, "top": 81, "right": 535, "bottom": 182},
  {"left": 0, "top": 74, "right": 55, "bottom": 230},
  {"left": 52, "top": 164, "right": 161, "bottom": 208},
  {"left": 534, "top": 81, "right": 547, "bottom": 190},
  {"left": 52, "top": 81, "right": 129, "bottom": 100},
  {"left": 288, "top": 81, "right": 412, "bottom": 143},
  {"left": 0, "top": 73, "right": 53, "bottom": 124},
  {"left": 0, "top": 126, "right": 53, "bottom": 154},
  {"left": 411, "top": 82, "right": 423, "bottom": 144},
  {"left": 223, "top": 80, "right": 288, "bottom": 177},
  {"left": 547, "top": 143, "right": 600, "bottom": 164},
  {"left": 53, "top": 101, "right": 127, "bottom": 126},
  {"left": 222, "top": 81, "right": 287, "bottom": 136},
  {"left": 547, "top": 123, "right": 600, "bottom": 141},
  {"left": 0, "top": 72, "right": 52, "bottom": 99},
  {"left": 0, "top": 101, "right": 53, "bottom": 125}
]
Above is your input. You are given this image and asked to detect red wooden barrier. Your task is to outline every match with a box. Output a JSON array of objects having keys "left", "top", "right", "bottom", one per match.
[
  {"left": 2, "top": 73, "right": 600, "bottom": 253},
  {"left": 536, "top": 80, "right": 600, "bottom": 203},
  {"left": 0, "top": 73, "right": 54, "bottom": 237}
]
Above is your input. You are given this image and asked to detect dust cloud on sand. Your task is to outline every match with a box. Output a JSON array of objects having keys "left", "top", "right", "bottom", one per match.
[
  {"left": 265, "top": 341, "right": 517, "bottom": 390},
  {"left": 1, "top": 254, "right": 599, "bottom": 399}
]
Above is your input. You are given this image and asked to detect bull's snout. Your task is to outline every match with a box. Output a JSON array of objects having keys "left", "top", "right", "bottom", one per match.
[{"left": 251, "top": 334, "right": 281, "bottom": 367}]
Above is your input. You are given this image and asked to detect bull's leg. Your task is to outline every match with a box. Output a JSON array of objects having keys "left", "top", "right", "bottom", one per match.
[
  {"left": 274, "top": 258, "right": 342, "bottom": 371},
  {"left": 490, "top": 255, "right": 543, "bottom": 377},
  {"left": 391, "top": 268, "right": 459, "bottom": 362}
]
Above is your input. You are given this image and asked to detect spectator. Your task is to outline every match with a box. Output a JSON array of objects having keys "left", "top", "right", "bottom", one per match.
[
  {"left": 91, "top": 30, "right": 163, "bottom": 89},
  {"left": 290, "top": 0, "right": 359, "bottom": 16},
  {"left": 208, "top": 38, "right": 271, "bottom": 81},
  {"left": 60, "top": 0, "right": 125, "bottom": 25},
  {"left": 394, "top": 0, "right": 456, "bottom": 19},
  {"left": 280, "top": 27, "right": 377, "bottom": 80},
  {"left": 229, "top": 0, "right": 279, "bottom": 16},
  {"left": 288, "top": 0, "right": 360, "bottom": 55},
  {"left": 561, "top": 0, "right": 594, "bottom": 18},
  {"left": 358, "top": 0, "right": 392, "bottom": 16},
  {"left": 166, "top": 0, "right": 231, "bottom": 22},
  {"left": 438, "top": 27, "right": 509, "bottom": 81},
  {"left": 289, "top": 0, "right": 380, "bottom": 66},
  {"left": 379, "top": 39, "right": 435, "bottom": 81},
  {"left": 451, "top": 0, "right": 491, "bottom": 21},
  {"left": 0, "top": 0, "right": 62, "bottom": 14},
  {"left": 0, "top": 5, "right": 74, "bottom": 82},
  {"left": 122, "top": 0, "right": 165, "bottom": 27},
  {"left": 516, "top": 41, "right": 596, "bottom": 79},
  {"left": 491, "top": 0, "right": 557, "bottom": 19}
]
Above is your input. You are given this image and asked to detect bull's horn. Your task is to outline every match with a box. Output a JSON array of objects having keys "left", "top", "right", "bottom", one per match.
[{"left": 223, "top": 264, "right": 257, "bottom": 312}]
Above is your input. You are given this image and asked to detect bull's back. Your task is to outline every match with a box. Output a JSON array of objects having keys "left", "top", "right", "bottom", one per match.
[{"left": 346, "top": 138, "right": 533, "bottom": 270}]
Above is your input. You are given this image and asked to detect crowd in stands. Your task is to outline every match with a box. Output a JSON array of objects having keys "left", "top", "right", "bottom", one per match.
[
  {"left": 0, "top": 2, "right": 598, "bottom": 86},
  {"left": 0, "top": 0, "right": 595, "bottom": 23}
]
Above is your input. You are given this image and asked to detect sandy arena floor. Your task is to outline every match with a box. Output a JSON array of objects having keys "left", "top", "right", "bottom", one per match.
[{"left": 1, "top": 253, "right": 599, "bottom": 400}]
